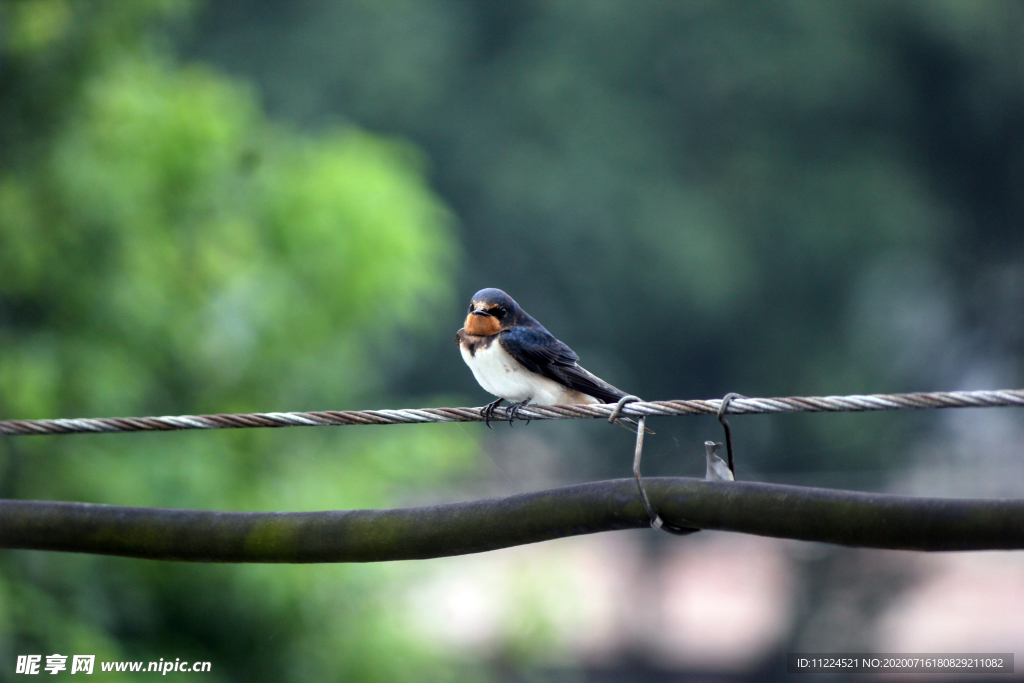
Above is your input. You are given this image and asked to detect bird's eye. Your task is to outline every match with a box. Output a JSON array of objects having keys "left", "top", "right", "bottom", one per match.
[{"left": 497, "top": 307, "right": 507, "bottom": 317}]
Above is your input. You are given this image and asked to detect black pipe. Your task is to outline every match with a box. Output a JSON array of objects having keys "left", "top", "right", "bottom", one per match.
[{"left": 2, "top": 478, "right": 1023, "bottom": 562}]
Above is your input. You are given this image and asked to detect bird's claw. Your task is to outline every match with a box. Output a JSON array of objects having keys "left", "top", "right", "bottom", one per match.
[
  {"left": 506, "top": 399, "right": 532, "bottom": 426},
  {"left": 481, "top": 398, "right": 505, "bottom": 428}
]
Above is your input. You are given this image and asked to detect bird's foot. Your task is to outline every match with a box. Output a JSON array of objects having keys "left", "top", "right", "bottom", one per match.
[
  {"left": 481, "top": 398, "right": 505, "bottom": 428},
  {"left": 507, "top": 398, "right": 532, "bottom": 426}
]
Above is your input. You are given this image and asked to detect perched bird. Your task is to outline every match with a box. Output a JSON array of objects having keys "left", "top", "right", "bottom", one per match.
[{"left": 456, "top": 288, "right": 637, "bottom": 427}]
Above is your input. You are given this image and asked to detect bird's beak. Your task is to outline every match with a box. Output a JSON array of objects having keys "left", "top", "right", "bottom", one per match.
[{"left": 470, "top": 308, "right": 493, "bottom": 317}]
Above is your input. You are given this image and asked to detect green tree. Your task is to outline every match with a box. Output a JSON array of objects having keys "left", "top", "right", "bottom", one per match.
[{"left": 0, "top": 2, "right": 476, "bottom": 680}]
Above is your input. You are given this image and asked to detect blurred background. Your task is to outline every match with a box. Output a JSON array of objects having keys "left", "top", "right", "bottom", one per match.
[{"left": 1, "top": 0, "right": 1023, "bottom": 680}]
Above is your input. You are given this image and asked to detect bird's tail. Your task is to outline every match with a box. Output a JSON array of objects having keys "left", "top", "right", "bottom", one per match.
[{"left": 613, "top": 416, "right": 654, "bottom": 434}]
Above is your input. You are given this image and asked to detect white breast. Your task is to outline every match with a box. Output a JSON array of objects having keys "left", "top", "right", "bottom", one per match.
[{"left": 460, "top": 339, "right": 597, "bottom": 406}]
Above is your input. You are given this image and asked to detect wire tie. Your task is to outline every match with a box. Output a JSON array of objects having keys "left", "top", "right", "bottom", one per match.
[
  {"left": 612, "top": 395, "right": 699, "bottom": 536},
  {"left": 717, "top": 392, "right": 745, "bottom": 477},
  {"left": 608, "top": 394, "right": 640, "bottom": 425}
]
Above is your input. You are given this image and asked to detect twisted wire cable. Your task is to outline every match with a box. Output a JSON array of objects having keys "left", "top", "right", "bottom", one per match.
[{"left": 2, "top": 388, "right": 1023, "bottom": 436}]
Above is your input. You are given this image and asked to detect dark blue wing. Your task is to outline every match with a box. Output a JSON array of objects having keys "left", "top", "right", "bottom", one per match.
[
  {"left": 499, "top": 326, "right": 627, "bottom": 402},
  {"left": 499, "top": 326, "right": 578, "bottom": 371}
]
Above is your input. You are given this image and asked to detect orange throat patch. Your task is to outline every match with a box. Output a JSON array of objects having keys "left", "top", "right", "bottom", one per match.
[{"left": 464, "top": 313, "right": 501, "bottom": 336}]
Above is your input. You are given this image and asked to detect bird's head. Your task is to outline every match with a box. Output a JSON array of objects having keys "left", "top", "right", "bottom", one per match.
[{"left": 464, "top": 288, "right": 523, "bottom": 336}]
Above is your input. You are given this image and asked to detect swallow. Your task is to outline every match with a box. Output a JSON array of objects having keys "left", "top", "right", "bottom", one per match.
[{"left": 456, "top": 288, "right": 642, "bottom": 429}]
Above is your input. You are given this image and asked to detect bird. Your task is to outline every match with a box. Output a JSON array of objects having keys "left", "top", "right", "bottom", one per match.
[{"left": 456, "top": 287, "right": 640, "bottom": 428}]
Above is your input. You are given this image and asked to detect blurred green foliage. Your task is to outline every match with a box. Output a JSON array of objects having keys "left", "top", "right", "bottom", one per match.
[
  {"left": 3, "top": 0, "right": 1024, "bottom": 678},
  {"left": 1, "top": 1, "right": 477, "bottom": 680}
]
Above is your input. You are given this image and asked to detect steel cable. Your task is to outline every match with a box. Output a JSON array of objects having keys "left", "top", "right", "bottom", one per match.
[{"left": 2, "top": 388, "right": 1023, "bottom": 436}]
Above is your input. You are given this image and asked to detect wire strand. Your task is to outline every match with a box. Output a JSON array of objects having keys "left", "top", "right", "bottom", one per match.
[{"left": 2, "top": 388, "right": 1023, "bottom": 436}]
